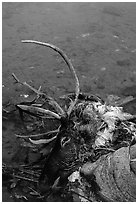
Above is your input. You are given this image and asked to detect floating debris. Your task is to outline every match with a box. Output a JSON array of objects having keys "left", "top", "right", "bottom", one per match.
[
  {"left": 81, "top": 75, "right": 87, "bottom": 78},
  {"left": 56, "top": 70, "right": 65, "bottom": 74},
  {"left": 113, "top": 35, "right": 119, "bottom": 38},
  {"left": 20, "top": 94, "right": 29, "bottom": 98},
  {"left": 80, "top": 33, "right": 90, "bottom": 38},
  {"left": 115, "top": 48, "right": 120, "bottom": 52},
  {"left": 100, "top": 67, "right": 106, "bottom": 71},
  {"left": 28, "top": 66, "right": 35, "bottom": 69}
]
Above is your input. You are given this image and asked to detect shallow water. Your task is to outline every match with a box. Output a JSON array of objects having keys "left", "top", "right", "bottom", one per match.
[{"left": 2, "top": 2, "right": 136, "bottom": 201}]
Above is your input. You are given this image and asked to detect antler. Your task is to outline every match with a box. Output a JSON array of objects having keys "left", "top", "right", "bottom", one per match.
[{"left": 21, "top": 40, "right": 80, "bottom": 116}]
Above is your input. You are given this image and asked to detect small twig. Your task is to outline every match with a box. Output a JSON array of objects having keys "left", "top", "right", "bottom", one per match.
[
  {"left": 28, "top": 186, "right": 39, "bottom": 193},
  {"left": 12, "top": 73, "right": 43, "bottom": 96},
  {"left": 2, "top": 107, "right": 16, "bottom": 114},
  {"left": 19, "top": 169, "right": 40, "bottom": 177},
  {"left": 28, "top": 187, "right": 42, "bottom": 197},
  {"left": 2, "top": 108, "right": 11, "bottom": 113},
  {"left": 13, "top": 175, "right": 38, "bottom": 183},
  {"left": 14, "top": 193, "right": 28, "bottom": 201}
]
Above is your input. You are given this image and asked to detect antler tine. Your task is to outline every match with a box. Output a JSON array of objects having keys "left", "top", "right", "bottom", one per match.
[
  {"left": 21, "top": 40, "right": 80, "bottom": 116},
  {"left": 12, "top": 72, "right": 44, "bottom": 96},
  {"left": 16, "top": 104, "right": 61, "bottom": 119},
  {"left": 12, "top": 72, "right": 64, "bottom": 116}
]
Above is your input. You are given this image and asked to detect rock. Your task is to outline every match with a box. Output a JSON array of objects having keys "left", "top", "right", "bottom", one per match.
[
  {"left": 116, "top": 59, "right": 131, "bottom": 67},
  {"left": 130, "top": 160, "right": 136, "bottom": 174},
  {"left": 112, "top": 147, "right": 136, "bottom": 201},
  {"left": 83, "top": 147, "right": 136, "bottom": 202},
  {"left": 130, "top": 144, "right": 136, "bottom": 160}
]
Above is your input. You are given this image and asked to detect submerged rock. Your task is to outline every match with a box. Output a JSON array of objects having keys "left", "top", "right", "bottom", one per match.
[{"left": 71, "top": 146, "right": 136, "bottom": 202}]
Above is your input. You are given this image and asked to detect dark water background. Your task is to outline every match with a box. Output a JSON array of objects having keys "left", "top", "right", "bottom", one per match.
[{"left": 2, "top": 2, "right": 136, "bottom": 201}]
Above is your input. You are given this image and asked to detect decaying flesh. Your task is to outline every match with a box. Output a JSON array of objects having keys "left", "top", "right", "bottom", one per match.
[{"left": 3, "top": 40, "right": 136, "bottom": 201}]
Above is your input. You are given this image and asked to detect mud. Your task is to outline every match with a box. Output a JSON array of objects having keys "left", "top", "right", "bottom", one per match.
[{"left": 2, "top": 2, "right": 136, "bottom": 201}]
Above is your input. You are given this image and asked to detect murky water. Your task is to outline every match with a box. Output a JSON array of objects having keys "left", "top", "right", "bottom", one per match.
[{"left": 2, "top": 2, "right": 136, "bottom": 201}]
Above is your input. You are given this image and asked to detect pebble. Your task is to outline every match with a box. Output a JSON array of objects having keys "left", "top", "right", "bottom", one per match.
[
  {"left": 81, "top": 33, "right": 90, "bottom": 38},
  {"left": 116, "top": 59, "right": 131, "bottom": 66},
  {"left": 20, "top": 94, "right": 29, "bottom": 98},
  {"left": 131, "top": 49, "right": 136, "bottom": 53},
  {"left": 115, "top": 49, "right": 120, "bottom": 52},
  {"left": 28, "top": 66, "right": 35, "bottom": 69},
  {"left": 100, "top": 67, "right": 106, "bottom": 71},
  {"left": 56, "top": 70, "right": 64, "bottom": 74},
  {"left": 113, "top": 35, "right": 119, "bottom": 38}
]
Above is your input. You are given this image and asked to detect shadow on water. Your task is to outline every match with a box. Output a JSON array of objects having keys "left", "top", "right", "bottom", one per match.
[{"left": 2, "top": 2, "right": 135, "bottom": 201}]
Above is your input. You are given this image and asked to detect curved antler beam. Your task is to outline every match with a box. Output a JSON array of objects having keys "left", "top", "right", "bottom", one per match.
[{"left": 21, "top": 40, "right": 80, "bottom": 116}]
